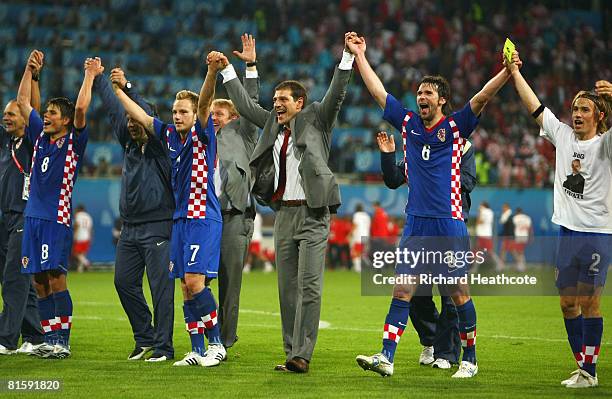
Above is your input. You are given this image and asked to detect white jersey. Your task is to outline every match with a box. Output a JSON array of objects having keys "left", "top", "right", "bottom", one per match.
[
  {"left": 351, "top": 211, "right": 371, "bottom": 244},
  {"left": 476, "top": 207, "right": 494, "bottom": 237},
  {"left": 540, "top": 108, "right": 612, "bottom": 233},
  {"left": 512, "top": 213, "right": 532, "bottom": 243},
  {"left": 74, "top": 211, "right": 93, "bottom": 242}
]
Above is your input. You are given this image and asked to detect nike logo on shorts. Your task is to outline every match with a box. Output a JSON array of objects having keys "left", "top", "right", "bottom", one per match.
[
  {"left": 156, "top": 241, "right": 166, "bottom": 246},
  {"left": 16, "top": 229, "right": 24, "bottom": 232},
  {"left": 187, "top": 261, "right": 198, "bottom": 266}
]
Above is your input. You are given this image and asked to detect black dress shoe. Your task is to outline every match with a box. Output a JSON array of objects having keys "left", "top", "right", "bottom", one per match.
[{"left": 286, "top": 357, "right": 309, "bottom": 373}]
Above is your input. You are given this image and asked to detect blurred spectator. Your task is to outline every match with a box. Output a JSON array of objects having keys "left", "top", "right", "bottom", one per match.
[
  {"left": 2, "top": 0, "right": 608, "bottom": 185},
  {"left": 510, "top": 208, "right": 533, "bottom": 272},
  {"left": 350, "top": 203, "right": 371, "bottom": 272},
  {"left": 327, "top": 215, "right": 352, "bottom": 270},
  {"left": 497, "top": 203, "right": 514, "bottom": 272},
  {"left": 73, "top": 204, "right": 93, "bottom": 272},
  {"left": 244, "top": 213, "right": 273, "bottom": 273}
]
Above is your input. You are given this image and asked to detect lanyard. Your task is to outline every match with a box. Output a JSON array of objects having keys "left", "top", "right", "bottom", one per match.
[{"left": 11, "top": 138, "right": 27, "bottom": 175}]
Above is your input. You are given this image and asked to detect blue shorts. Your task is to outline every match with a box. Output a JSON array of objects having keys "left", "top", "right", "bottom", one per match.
[
  {"left": 395, "top": 215, "right": 470, "bottom": 277},
  {"left": 555, "top": 226, "right": 611, "bottom": 289},
  {"left": 21, "top": 217, "right": 72, "bottom": 274},
  {"left": 169, "top": 218, "right": 221, "bottom": 279}
]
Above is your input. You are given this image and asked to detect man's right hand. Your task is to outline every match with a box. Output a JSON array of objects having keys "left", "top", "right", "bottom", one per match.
[
  {"left": 346, "top": 34, "right": 365, "bottom": 56},
  {"left": 110, "top": 68, "right": 128, "bottom": 89},
  {"left": 377, "top": 131, "right": 396, "bottom": 153},
  {"left": 595, "top": 80, "right": 612, "bottom": 99},
  {"left": 504, "top": 50, "right": 522, "bottom": 74},
  {"left": 207, "top": 51, "right": 228, "bottom": 73},
  {"left": 27, "top": 49, "right": 44, "bottom": 75}
]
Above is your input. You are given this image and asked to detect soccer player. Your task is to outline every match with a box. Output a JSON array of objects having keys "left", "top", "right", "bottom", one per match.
[
  {"left": 93, "top": 65, "right": 175, "bottom": 362},
  {"left": 203, "top": 35, "right": 261, "bottom": 350},
  {"left": 113, "top": 57, "right": 224, "bottom": 367},
  {"left": 508, "top": 51, "right": 611, "bottom": 388},
  {"left": 349, "top": 35, "right": 512, "bottom": 378},
  {"left": 377, "top": 131, "right": 477, "bottom": 369},
  {"left": 0, "top": 51, "right": 44, "bottom": 355},
  {"left": 16, "top": 53, "right": 98, "bottom": 358},
  {"left": 220, "top": 32, "right": 356, "bottom": 373}
]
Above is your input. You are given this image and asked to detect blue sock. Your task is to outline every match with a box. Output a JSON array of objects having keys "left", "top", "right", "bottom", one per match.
[
  {"left": 38, "top": 295, "right": 57, "bottom": 345},
  {"left": 192, "top": 288, "right": 222, "bottom": 345},
  {"left": 457, "top": 299, "right": 477, "bottom": 364},
  {"left": 564, "top": 315, "right": 584, "bottom": 367},
  {"left": 381, "top": 298, "right": 410, "bottom": 362},
  {"left": 184, "top": 300, "right": 205, "bottom": 355},
  {"left": 582, "top": 317, "right": 603, "bottom": 376},
  {"left": 53, "top": 290, "right": 73, "bottom": 347}
]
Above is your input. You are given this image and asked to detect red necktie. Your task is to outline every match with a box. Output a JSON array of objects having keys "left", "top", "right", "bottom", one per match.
[{"left": 271, "top": 127, "right": 291, "bottom": 202}]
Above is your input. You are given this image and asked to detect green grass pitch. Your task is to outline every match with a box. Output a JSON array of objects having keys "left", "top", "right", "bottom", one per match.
[{"left": 1, "top": 270, "right": 609, "bottom": 398}]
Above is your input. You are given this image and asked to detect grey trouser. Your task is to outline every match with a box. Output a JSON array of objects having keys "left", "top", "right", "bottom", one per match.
[
  {"left": 274, "top": 205, "right": 330, "bottom": 362},
  {"left": 218, "top": 210, "right": 253, "bottom": 348},
  {"left": 0, "top": 212, "right": 43, "bottom": 349},
  {"left": 114, "top": 220, "right": 174, "bottom": 357}
]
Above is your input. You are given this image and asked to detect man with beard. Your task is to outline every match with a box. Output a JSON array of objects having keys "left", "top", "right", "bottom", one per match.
[{"left": 350, "top": 34, "right": 513, "bottom": 378}]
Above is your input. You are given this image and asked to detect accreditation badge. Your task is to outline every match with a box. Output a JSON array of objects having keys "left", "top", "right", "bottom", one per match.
[{"left": 22, "top": 173, "right": 30, "bottom": 201}]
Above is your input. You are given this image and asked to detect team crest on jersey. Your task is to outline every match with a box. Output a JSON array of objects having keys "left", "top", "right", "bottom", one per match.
[
  {"left": 22, "top": 256, "right": 29, "bottom": 268},
  {"left": 169, "top": 261, "right": 174, "bottom": 272},
  {"left": 437, "top": 128, "right": 446, "bottom": 142},
  {"left": 57, "top": 137, "right": 66, "bottom": 149}
]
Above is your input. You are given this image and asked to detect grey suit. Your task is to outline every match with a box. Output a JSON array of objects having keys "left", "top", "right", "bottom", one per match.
[
  {"left": 225, "top": 66, "right": 351, "bottom": 362},
  {"left": 217, "top": 76, "right": 260, "bottom": 348}
]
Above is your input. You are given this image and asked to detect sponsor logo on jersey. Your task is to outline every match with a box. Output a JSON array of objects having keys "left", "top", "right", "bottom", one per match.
[
  {"left": 22, "top": 256, "right": 29, "bottom": 268},
  {"left": 437, "top": 128, "right": 446, "bottom": 142}
]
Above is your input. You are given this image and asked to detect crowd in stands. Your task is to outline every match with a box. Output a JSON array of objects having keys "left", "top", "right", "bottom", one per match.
[{"left": 2, "top": 0, "right": 609, "bottom": 187}]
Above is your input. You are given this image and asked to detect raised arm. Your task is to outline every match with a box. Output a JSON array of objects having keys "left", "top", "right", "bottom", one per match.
[
  {"left": 222, "top": 62, "right": 269, "bottom": 129},
  {"left": 234, "top": 34, "right": 261, "bottom": 144},
  {"left": 595, "top": 80, "right": 612, "bottom": 113},
  {"left": 75, "top": 57, "right": 104, "bottom": 130},
  {"left": 16, "top": 50, "right": 44, "bottom": 124},
  {"left": 469, "top": 59, "right": 513, "bottom": 116},
  {"left": 30, "top": 53, "right": 43, "bottom": 113},
  {"left": 317, "top": 32, "right": 355, "bottom": 128},
  {"left": 347, "top": 35, "right": 388, "bottom": 110},
  {"left": 198, "top": 51, "right": 223, "bottom": 124},
  {"left": 507, "top": 51, "right": 543, "bottom": 127},
  {"left": 113, "top": 80, "right": 155, "bottom": 133}
]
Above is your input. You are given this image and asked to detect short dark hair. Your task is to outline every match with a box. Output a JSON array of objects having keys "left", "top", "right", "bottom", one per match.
[
  {"left": 275, "top": 80, "right": 307, "bottom": 104},
  {"left": 419, "top": 75, "right": 452, "bottom": 115},
  {"left": 46, "top": 97, "right": 75, "bottom": 127}
]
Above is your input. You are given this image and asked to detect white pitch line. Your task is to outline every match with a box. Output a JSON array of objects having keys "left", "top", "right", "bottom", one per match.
[{"left": 76, "top": 304, "right": 612, "bottom": 345}]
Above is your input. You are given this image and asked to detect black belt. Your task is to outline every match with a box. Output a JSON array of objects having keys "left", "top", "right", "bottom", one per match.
[
  {"left": 222, "top": 208, "right": 242, "bottom": 216},
  {"left": 280, "top": 200, "right": 307, "bottom": 207}
]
